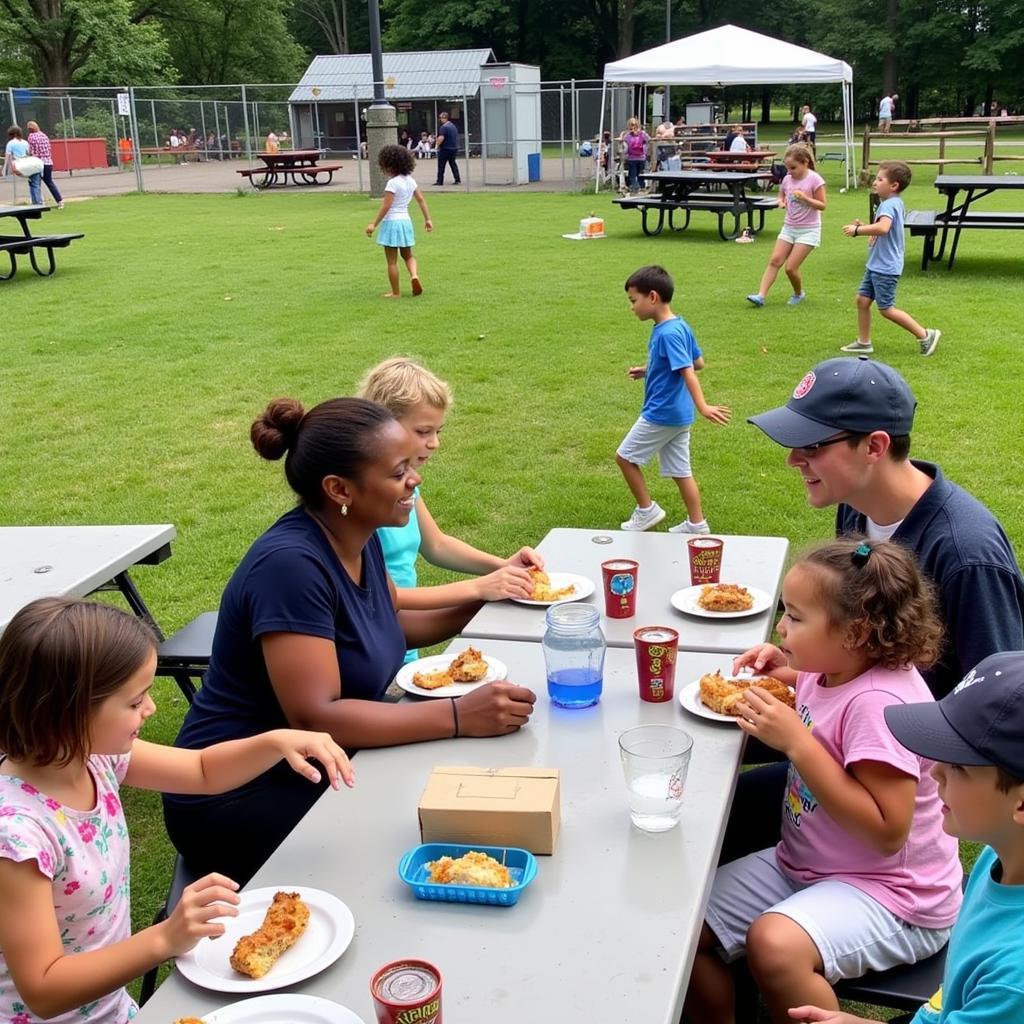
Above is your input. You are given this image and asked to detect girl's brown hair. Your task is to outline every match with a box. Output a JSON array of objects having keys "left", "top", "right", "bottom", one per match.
[
  {"left": 798, "top": 538, "right": 943, "bottom": 670},
  {"left": 784, "top": 143, "right": 816, "bottom": 170},
  {"left": 0, "top": 598, "right": 157, "bottom": 768}
]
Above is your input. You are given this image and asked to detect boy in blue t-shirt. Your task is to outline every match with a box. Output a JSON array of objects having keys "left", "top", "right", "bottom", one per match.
[
  {"left": 615, "top": 265, "right": 730, "bottom": 533},
  {"left": 840, "top": 160, "right": 941, "bottom": 358},
  {"left": 789, "top": 650, "right": 1024, "bottom": 1024}
]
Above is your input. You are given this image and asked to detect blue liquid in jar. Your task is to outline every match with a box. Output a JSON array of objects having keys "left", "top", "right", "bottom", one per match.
[{"left": 547, "top": 667, "right": 603, "bottom": 708}]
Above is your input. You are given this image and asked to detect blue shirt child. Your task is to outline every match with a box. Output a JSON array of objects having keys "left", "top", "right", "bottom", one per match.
[
  {"left": 641, "top": 316, "right": 703, "bottom": 427},
  {"left": 866, "top": 195, "right": 906, "bottom": 275}
]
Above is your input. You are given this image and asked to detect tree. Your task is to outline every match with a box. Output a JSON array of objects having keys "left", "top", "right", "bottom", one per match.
[{"left": 294, "top": 0, "right": 348, "bottom": 54}]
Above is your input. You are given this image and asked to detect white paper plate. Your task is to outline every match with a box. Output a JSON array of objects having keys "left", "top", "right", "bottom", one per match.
[
  {"left": 669, "top": 584, "right": 773, "bottom": 619},
  {"left": 677, "top": 676, "right": 795, "bottom": 723},
  {"left": 175, "top": 886, "right": 354, "bottom": 994},
  {"left": 396, "top": 651, "right": 508, "bottom": 697},
  {"left": 203, "top": 994, "right": 367, "bottom": 1023},
  {"left": 509, "top": 572, "right": 595, "bottom": 606}
]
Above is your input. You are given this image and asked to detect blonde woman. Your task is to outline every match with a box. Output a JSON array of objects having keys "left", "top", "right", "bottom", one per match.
[{"left": 620, "top": 117, "right": 650, "bottom": 194}]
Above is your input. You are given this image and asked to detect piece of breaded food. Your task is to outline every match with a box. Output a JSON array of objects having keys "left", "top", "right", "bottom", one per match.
[
  {"left": 528, "top": 566, "right": 575, "bottom": 602},
  {"left": 412, "top": 668, "right": 455, "bottom": 690},
  {"left": 426, "top": 850, "right": 513, "bottom": 889},
  {"left": 229, "top": 890, "right": 310, "bottom": 979},
  {"left": 699, "top": 670, "right": 795, "bottom": 715},
  {"left": 173, "top": 1019, "right": 206, "bottom": 1023},
  {"left": 697, "top": 583, "right": 754, "bottom": 612},
  {"left": 448, "top": 646, "right": 489, "bottom": 682}
]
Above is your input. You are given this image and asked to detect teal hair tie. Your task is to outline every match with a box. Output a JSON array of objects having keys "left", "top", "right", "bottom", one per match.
[{"left": 852, "top": 542, "right": 872, "bottom": 566}]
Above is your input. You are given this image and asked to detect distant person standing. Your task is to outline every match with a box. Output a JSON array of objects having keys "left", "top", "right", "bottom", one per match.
[
  {"left": 265, "top": 130, "right": 280, "bottom": 153},
  {"left": 434, "top": 112, "right": 461, "bottom": 186},
  {"left": 879, "top": 93, "right": 898, "bottom": 134},
  {"left": 620, "top": 117, "right": 650, "bottom": 194},
  {"left": 25, "top": 120, "right": 63, "bottom": 208},
  {"left": 800, "top": 104, "right": 817, "bottom": 149}
]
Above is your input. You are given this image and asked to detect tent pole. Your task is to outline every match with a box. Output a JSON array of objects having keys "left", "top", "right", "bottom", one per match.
[{"left": 595, "top": 79, "right": 607, "bottom": 194}]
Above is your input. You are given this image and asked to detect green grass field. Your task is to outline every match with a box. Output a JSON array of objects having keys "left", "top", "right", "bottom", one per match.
[{"left": 2, "top": 172, "right": 1022, "bottom": 1013}]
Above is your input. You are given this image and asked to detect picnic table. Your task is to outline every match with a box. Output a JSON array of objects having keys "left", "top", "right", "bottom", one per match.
[
  {"left": 131, "top": 640, "right": 748, "bottom": 1024},
  {"left": 463, "top": 528, "right": 788, "bottom": 654},
  {"left": 0, "top": 524, "right": 175, "bottom": 636},
  {"left": 614, "top": 170, "right": 778, "bottom": 240},
  {"left": 0, "top": 204, "right": 83, "bottom": 279},
  {"left": 236, "top": 149, "right": 343, "bottom": 189},
  {"left": 905, "top": 174, "right": 1024, "bottom": 269}
]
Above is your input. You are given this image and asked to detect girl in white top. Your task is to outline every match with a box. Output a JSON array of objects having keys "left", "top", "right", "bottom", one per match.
[
  {"left": 746, "top": 144, "right": 827, "bottom": 308},
  {"left": 366, "top": 144, "right": 433, "bottom": 298},
  {"left": 0, "top": 597, "right": 353, "bottom": 1024}
]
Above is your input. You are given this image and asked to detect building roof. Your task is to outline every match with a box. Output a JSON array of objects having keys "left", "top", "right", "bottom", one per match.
[{"left": 289, "top": 49, "right": 497, "bottom": 102}]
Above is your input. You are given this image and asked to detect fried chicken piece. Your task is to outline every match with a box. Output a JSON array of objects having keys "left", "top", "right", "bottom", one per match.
[
  {"left": 229, "top": 891, "right": 310, "bottom": 980},
  {"left": 528, "top": 566, "right": 575, "bottom": 602},
  {"left": 426, "top": 850, "right": 513, "bottom": 889},
  {"left": 412, "top": 669, "right": 455, "bottom": 690},
  {"left": 448, "top": 646, "right": 489, "bottom": 682},
  {"left": 697, "top": 583, "right": 754, "bottom": 612},
  {"left": 699, "top": 670, "right": 795, "bottom": 715}
]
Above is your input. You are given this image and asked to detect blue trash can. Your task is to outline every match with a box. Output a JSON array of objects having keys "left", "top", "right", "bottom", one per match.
[{"left": 527, "top": 152, "right": 541, "bottom": 182}]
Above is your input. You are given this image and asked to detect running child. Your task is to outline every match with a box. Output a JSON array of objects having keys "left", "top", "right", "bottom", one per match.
[
  {"left": 0, "top": 597, "right": 353, "bottom": 1023},
  {"left": 365, "top": 144, "right": 433, "bottom": 298},
  {"left": 747, "top": 144, "right": 826, "bottom": 308},
  {"left": 685, "top": 538, "right": 963, "bottom": 1024}
]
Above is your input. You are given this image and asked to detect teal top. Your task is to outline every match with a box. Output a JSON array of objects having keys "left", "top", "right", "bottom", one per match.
[{"left": 378, "top": 487, "right": 422, "bottom": 662}]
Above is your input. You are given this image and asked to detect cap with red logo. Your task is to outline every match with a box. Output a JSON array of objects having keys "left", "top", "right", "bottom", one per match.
[{"left": 748, "top": 356, "right": 917, "bottom": 448}]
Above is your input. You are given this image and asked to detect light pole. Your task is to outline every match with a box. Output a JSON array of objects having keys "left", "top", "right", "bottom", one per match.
[
  {"left": 664, "top": 1, "right": 671, "bottom": 119},
  {"left": 366, "top": 0, "right": 397, "bottom": 196}
]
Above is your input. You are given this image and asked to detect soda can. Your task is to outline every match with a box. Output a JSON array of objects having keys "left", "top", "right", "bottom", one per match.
[
  {"left": 371, "top": 959, "right": 442, "bottom": 1024},
  {"left": 633, "top": 626, "right": 680, "bottom": 703}
]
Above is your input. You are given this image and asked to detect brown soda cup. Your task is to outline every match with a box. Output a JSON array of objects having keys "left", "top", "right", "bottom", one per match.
[
  {"left": 602, "top": 558, "right": 639, "bottom": 618},
  {"left": 687, "top": 537, "right": 724, "bottom": 586},
  {"left": 633, "top": 626, "right": 680, "bottom": 702},
  {"left": 371, "top": 959, "right": 443, "bottom": 1024}
]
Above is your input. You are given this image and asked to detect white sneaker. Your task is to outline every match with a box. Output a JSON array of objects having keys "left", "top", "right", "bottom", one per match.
[
  {"left": 668, "top": 519, "right": 711, "bottom": 534},
  {"left": 620, "top": 503, "right": 666, "bottom": 531}
]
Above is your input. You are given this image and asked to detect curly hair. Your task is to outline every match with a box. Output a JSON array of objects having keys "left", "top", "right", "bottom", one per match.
[
  {"left": 378, "top": 143, "right": 416, "bottom": 177},
  {"left": 798, "top": 538, "right": 943, "bottom": 671}
]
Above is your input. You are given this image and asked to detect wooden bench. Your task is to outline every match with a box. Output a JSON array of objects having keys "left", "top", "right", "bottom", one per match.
[
  {"left": 614, "top": 193, "right": 777, "bottom": 240},
  {"left": 907, "top": 208, "right": 1024, "bottom": 268},
  {"left": 0, "top": 233, "right": 85, "bottom": 279},
  {"left": 237, "top": 164, "right": 344, "bottom": 189}
]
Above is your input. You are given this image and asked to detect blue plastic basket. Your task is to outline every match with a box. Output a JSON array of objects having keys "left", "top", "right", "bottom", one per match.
[{"left": 398, "top": 843, "right": 538, "bottom": 906}]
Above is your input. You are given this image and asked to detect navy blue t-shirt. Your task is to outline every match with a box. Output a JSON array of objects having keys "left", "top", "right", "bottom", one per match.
[
  {"left": 175, "top": 505, "right": 406, "bottom": 753},
  {"left": 837, "top": 461, "right": 1024, "bottom": 698},
  {"left": 438, "top": 120, "right": 458, "bottom": 151}
]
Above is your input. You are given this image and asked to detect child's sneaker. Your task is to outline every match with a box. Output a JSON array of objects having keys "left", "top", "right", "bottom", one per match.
[
  {"left": 746, "top": 293, "right": 765, "bottom": 308},
  {"left": 787, "top": 292, "right": 806, "bottom": 305},
  {"left": 620, "top": 502, "right": 666, "bottom": 532},
  {"left": 668, "top": 519, "right": 711, "bottom": 535},
  {"left": 840, "top": 340, "right": 874, "bottom": 354},
  {"left": 919, "top": 328, "right": 941, "bottom": 356}
]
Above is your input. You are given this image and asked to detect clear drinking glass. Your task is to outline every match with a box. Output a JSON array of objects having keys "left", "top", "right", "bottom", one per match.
[{"left": 618, "top": 725, "right": 693, "bottom": 832}]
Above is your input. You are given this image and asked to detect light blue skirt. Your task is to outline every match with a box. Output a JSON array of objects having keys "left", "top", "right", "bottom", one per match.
[{"left": 377, "top": 219, "right": 415, "bottom": 248}]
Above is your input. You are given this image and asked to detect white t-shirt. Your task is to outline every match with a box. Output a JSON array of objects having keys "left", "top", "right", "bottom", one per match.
[
  {"left": 864, "top": 515, "right": 904, "bottom": 541},
  {"left": 802, "top": 111, "right": 817, "bottom": 133},
  {"left": 729, "top": 135, "right": 749, "bottom": 153},
  {"left": 383, "top": 174, "right": 417, "bottom": 221},
  {"left": 169, "top": 134, "right": 180, "bottom": 148}
]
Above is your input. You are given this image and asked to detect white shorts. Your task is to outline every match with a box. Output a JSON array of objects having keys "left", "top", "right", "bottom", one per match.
[
  {"left": 617, "top": 416, "right": 692, "bottom": 478},
  {"left": 705, "top": 849, "right": 951, "bottom": 983},
  {"left": 778, "top": 224, "right": 821, "bottom": 248}
]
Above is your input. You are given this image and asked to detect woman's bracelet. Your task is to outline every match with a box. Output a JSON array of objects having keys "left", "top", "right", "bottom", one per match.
[
  {"left": 450, "top": 696, "right": 460, "bottom": 738},
  {"left": 854, "top": 225, "right": 859, "bottom": 236}
]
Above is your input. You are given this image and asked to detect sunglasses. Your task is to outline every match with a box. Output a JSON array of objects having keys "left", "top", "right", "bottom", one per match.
[{"left": 792, "top": 432, "right": 863, "bottom": 455}]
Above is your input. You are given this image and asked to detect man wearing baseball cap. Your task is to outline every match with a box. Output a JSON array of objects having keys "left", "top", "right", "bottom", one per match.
[{"left": 790, "top": 651, "right": 1024, "bottom": 1024}]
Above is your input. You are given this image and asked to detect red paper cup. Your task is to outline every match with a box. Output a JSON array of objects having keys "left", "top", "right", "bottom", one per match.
[
  {"left": 687, "top": 537, "right": 724, "bottom": 586},
  {"left": 371, "top": 959, "right": 443, "bottom": 1024},
  {"left": 602, "top": 559, "right": 639, "bottom": 618},
  {"left": 633, "top": 626, "right": 679, "bottom": 702}
]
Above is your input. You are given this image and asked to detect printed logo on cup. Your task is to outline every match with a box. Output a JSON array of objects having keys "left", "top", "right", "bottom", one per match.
[
  {"left": 609, "top": 573, "right": 635, "bottom": 596},
  {"left": 396, "top": 1000, "right": 440, "bottom": 1024}
]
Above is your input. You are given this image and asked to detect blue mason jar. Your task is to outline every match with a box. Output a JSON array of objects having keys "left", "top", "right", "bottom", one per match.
[{"left": 543, "top": 603, "right": 606, "bottom": 708}]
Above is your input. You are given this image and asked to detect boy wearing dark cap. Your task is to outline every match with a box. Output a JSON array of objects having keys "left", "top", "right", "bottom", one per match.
[{"left": 789, "top": 651, "right": 1024, "bottom": 1024}]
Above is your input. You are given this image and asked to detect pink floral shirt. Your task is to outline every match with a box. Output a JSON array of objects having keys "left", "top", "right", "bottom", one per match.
[
  {"left": 26, "top": 132, "right": 53, "bottom": 165},
  {"left": 0, "top": 755, "right": 136, "bottom": 1024}
]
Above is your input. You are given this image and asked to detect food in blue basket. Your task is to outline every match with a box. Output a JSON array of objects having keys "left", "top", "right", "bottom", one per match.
[
  {"left": 697, "top": 583, "right": 754, "bottom": 612},
  {"left": 529, "top": 567, "right": 575, "bottom": 602},
  {"left": 699, "top": 670, "right": 795, "bottom": 715},
  {"left": 229, "top": 890, "right": 310, "bottom": 979},
  {"left": 426, "top": 850, "right": 513, "bottom": 888}
]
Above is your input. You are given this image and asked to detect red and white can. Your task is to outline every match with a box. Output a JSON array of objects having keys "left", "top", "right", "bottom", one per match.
[
  {"left": 371, "top": 959, "right": 442, "bottom": 1024},
  {"left": 633, "top": 626, "right": 680, "bottom": 703}
]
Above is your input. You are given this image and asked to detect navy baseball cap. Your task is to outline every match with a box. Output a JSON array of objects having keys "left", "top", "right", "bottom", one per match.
[
  {"left": 885, "top": 652, "right": 1024, "bottom": 778},
  {"left": 748, "top": 357, "right": 917, "bottom": 448}
]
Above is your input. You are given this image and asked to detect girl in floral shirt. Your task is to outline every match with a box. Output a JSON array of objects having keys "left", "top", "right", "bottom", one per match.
[{"left": 0, "top": 597, "right": 354, "bottom": 1024}]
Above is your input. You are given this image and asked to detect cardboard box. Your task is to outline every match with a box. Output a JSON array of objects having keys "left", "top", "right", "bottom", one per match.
[
  {"left": 418, "top": 766, "right": 560, "bottom": 855},
  {"left": 579, "top": 216, "right": 605, "bottom": 237}
]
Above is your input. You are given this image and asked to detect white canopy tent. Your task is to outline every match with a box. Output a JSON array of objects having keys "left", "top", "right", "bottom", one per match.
[{"left": 598, "top": 24, "right": 854, "bottom": 190}]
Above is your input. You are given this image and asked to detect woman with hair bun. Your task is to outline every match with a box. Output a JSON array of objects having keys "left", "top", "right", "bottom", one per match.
[{"left": 164, "top": 396, "right": 536, "bottom": 883}]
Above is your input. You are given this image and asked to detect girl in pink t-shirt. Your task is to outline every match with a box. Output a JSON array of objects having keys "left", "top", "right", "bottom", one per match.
[
  {"left": 0, "top": 598, "right": 353, "bottom": 1024},
  {"left": 685, "top": 539, "right": 962, "bottom": 1024},
  {"left": 746, "top": 143, "right": 827, "bottom": 308}
]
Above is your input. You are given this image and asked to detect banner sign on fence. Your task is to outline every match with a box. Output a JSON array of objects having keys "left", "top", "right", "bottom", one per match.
[{"left": 117, "top": 93, "right": 131, "bottom": 115}]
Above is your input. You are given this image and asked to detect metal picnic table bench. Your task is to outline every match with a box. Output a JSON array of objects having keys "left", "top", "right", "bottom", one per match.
[
  {"left": 0, "top": 204, "right": 83, "bottom": 280},
  {"left": 614, "top": 170, "right": 778, "bottom": 240},
  {"left": 237, "top": 149, "right": 344, "bottom": 189}
]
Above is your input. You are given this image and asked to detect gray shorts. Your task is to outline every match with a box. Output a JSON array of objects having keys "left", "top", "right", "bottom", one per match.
[
  {"left": 705, "top": 849, "right": 951, "bottom": 983},
  {"left": 617, "top": 416, "right": 692, "bottom": 478},
  {"left": 858, "top": 269, "right": 900, "bottom": 310}
]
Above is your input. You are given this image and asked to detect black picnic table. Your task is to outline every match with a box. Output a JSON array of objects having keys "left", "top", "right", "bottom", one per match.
[
  {"left": 614, "top": 169, "right": 777, "bottom": 240},
  {"left": 906, "top": 174, "right": 1024, "bottom": 270},
  {"left": 0, "top": 204, "right": 83, "bottom": 279}
]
